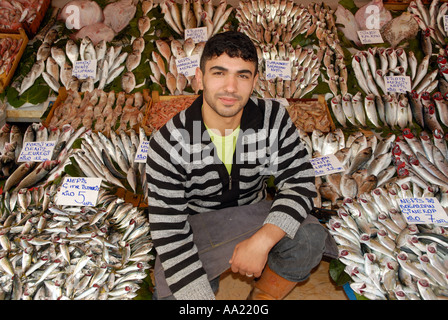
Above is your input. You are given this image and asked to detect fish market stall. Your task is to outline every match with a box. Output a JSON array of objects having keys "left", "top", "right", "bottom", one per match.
[{"left": 0, "top": 0, "right": 446, "bottom": 300}]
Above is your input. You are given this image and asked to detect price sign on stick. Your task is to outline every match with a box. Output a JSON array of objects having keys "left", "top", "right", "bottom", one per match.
[{"left": 56, "top": 177, "right": 102, "bottom": 207}]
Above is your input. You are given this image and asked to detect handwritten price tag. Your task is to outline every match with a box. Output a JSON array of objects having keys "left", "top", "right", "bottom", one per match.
[
  {"left": 176, "top": 54, "right": 200, "bottom": 77},
  {"left": 385, "top": 76, "right": 411, "bottom": 93},
  {"left": 185, "top": 27, "right": 208, "bottom": 43},
  {"left": 56, "top": 177, "right": 102, "bottom": 207},
  {"left": 72, "top": 60, "right": 97, "bottom": 80},
  {"left": 398, "top": 197, "right": 448, "bottom": 225},
  {"left": 357, "top": 30, "right": 384, "bottom": 44},
  {"left": 265, "top": 60, "right": 291, "bottom": 80},
  {"left": 18, "top": 141, "right": 56, "bottom": 162},
  {"left": 310, "top": 154, "right": 344, "bottom": 177},
  {"left": 134, "top": 140, "right": 150, "bottom": 163}
]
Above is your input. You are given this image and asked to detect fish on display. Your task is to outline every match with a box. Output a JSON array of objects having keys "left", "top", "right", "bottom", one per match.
[
  {"left": 0, "top": 187, "right": 153, "bottom": 300},
  {"left": 149, "top": 37, "right": 206, "bottom": 95}
]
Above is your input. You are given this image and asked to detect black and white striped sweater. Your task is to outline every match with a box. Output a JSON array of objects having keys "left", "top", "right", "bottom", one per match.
[{"left": 146, "top": 95, "right": 317, "bottom": 299}]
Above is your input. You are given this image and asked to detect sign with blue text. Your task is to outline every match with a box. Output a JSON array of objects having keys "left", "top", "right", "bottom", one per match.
[
  {"left": 398, "top": 197, "right": 448, "bottom": 225},
  {"left": 176, "top": 54, "right": 200, "bottom": 77},
  {"left": 385, "top": 76, "right": 411, "bottom": 93},
  {"left": 18, "top": 141, "right": 56, "bottom": 162},
  {"left": 56, "top": 177, "right": 102, "bottom": 206},
  {"left": 357, "top": 30, "right": 384, "bottom": 44},
  {"left": 185, "top": 27, "right": 208, "bottom": 43},
  {"left": 134, "top": 140, "right": 150, "bottom": 163},
  {"left": 310, "top": 154, "right": 344, "bottom": 177},
  {"left": 72, "top": 60, "right": 97, "bottom": 79},
  {"left": 265, "top": 60, "right": 291, "bottom": 80}
]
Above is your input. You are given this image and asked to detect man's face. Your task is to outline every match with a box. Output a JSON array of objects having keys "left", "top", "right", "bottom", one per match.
[{"left": 196, "top": 53, "right": 258, "bottom": 119}]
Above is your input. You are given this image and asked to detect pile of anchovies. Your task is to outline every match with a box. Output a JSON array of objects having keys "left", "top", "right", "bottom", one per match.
[{"left": 0, "top": 123, "right": 153, "bottom": 300}]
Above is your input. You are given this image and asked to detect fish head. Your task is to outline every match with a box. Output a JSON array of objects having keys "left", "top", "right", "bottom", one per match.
[
  {"left": 440, "top": 67, "right": 448, "bottom": 78},
  {"left": 433, "top": 92, "right": 443, "bottom": 100},
  {"left": 402, "top": 128, "right": 413, "bottom": 138},
  {"left": 433, "top": 128, "right": 444, "bottom": 139},
  {"left": 421, "top": 92, "right": 431, "bottom": 100},
  {"left": 437, "top": 55, "right": 447, "bottom": 66}
]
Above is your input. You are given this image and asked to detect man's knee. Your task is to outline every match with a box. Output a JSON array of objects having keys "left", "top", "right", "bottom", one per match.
[{"left": 268, "top": 223, "right": 327, "bottom": 282}]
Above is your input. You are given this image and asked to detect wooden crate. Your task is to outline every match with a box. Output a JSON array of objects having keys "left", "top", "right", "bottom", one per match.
[
  {"left": 22, "top": 0, "right": 51, "bottom": 37},
  {"left": 41, "top": 87, "right": 68, "bottom": 127},
  {"left": 0, "top": 29, "right": 28, "bottom": 94},
  {"left": 144, "top": 92, "right": 199, "bottom": 135},
  {"left": 383, "top": 0, "right": 448, "bottom": 10},
  {"left": 0, "top": 0, "right": 50, "bottom": 37}
]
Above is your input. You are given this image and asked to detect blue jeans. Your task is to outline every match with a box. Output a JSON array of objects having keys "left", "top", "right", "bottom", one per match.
[{"left": 152, "top": 199, "right": 334, "bottom": 300}]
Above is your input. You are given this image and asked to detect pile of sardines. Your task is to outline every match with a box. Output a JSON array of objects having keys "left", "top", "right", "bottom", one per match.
[{"left": 0, "top": 122, "right": 153, "bottom": 300}]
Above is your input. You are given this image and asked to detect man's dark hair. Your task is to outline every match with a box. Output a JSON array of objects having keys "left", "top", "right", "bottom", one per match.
[{"left": 200, "top": 31, "right": 258, "bottom": 74}]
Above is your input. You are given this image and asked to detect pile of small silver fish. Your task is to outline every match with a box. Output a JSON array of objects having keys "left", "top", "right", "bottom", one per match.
[
  {"left": 237, "top": 1, "right": 339, "bottom": 99},
  {"left": 393, "top": 128, "right": 448, "bottom": 192},
  {"left": 330, "top": 91, "right": 415, "bottom": 130},
  {"left": 352, "top": 49, "right": 437, "bottom": 97},
  {"left": 0, "top": 0, "right": 45, "bottom": 31},
  {"left": 72, "top": 125, "right": 148, "bottom": 197},
  {"left": 0, "top": 185, "right": 152, "bottom": 300},
  {"left": 47, "top": 89, "right": 146, "bottom": 136},
  {"left": 254, "top": 43, "right": 321, "bottom": 99},
  {"left": 160, "top": 0, "right": 233, "bottom": 39},
  {"left": 236, "top": 0, "right": 312, "bottom": 45},
  {"left": 331, "top": 45, "right": 447, "bottom": 131},
  {"left": 149, "top": 37, "right": 205, "bottom": 95},
  {"left": 2, "top": 122, "right": 85, "bottom": 193},
  {"left": 0, "top": 122, "right": 78, "bottom": 184},
  {"left": 328, "top": 182, "right": 448, "bottom": 300},
  {"left": 0, "top": 37, "right": 23, "bottom": 77},
  {"left": 407, "top": 0, "right": 446, "bottom": 47},
  {"left": 0, "top": 123, "right": 23, "bottom": 177},
  {"left": 312, "top": 2, "right": 348, "bottom": 99},
  {"left": 17, "top": 30, "right": 131, "bottom": 95},
  {"left": 303, "top": 129, "right": 396, "bottom": 209}
]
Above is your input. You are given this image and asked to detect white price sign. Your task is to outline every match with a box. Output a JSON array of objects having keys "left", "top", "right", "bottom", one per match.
[
  {"left": 385, "top": 76, "right": 411, "bottom": 93},
  {"left": 185, "top": 27, "right": 208, "bottom": 43},
  {"left": 18, "top": 141, "right": 56, "bottom": 162},
  {"left": 176, "top": 54, "right": 200, "bottom": 77},
  {"left": 398, "top": 197, "right": 448, "bottom": 225},
  {"left": 310, "top": 154, "right": 345, "bottom": 177},
  {"left": 56, "top": 177, "right": 102, "bottom": 207},
  {"left": 72, "top": 59, "right": 97, "bottom": 79},
  {"left": 134, "top": 140, "right": 150, "bottom": 163},
  {"left": 357, "top": 30, "right": 384, "bottom": 44},
  {"left": 265, "top": 60, "right": 291, "bottom": 80}
]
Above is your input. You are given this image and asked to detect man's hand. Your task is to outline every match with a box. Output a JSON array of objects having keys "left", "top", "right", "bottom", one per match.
[{"left": 229, "top": 224, "right": 286, "bottom": 278}]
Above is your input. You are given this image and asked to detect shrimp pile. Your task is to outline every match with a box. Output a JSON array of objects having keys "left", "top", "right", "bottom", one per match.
[{"left": 145, "top": 96, "right": 197, "bottom": 134}]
